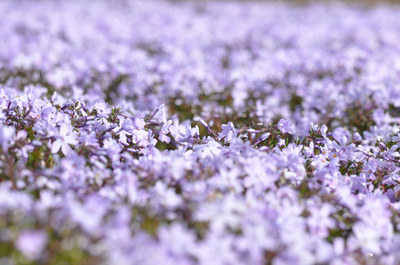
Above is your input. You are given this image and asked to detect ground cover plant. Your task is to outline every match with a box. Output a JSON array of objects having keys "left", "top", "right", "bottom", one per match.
[{"left": 1, "top": 0, "right": 400, "bottom": 264}]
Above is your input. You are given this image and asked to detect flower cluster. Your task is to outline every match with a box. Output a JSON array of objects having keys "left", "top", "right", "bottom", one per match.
[
  {"left": 1, "top": 1, "right": 400, "bottom": 265},
  {"left": 1, "top": 0, "right": 400, "bottom": 134},
  {"left": 1, "top": 87, "right": 400, "bottom": 264}
]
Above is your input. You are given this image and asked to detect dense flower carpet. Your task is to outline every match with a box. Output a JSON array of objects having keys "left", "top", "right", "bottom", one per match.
[{"left": 1, "top": 0, "right": 400, "bottom": 264}]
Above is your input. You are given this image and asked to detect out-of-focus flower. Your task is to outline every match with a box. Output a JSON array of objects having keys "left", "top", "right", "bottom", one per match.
[
  {"left": 352, "top": 222, "right": 382, "bottom": 255},
  {"left": 0, "top": 125, "right": 15, "bottom": 152},
  {"left": 15, "top": 230, "right": 47, "bottom": 260}
]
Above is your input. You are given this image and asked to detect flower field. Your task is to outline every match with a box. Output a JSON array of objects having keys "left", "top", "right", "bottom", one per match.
[{"left": 1, "top": 0, "right": 400, "bottom": 264}]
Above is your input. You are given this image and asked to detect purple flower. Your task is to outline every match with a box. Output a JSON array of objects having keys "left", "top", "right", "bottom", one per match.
[
  {"left": 393, "top": 133, "right": 400, "bottom": 143},
  {"left": 307, "top": 204, "right": 335, "bottom": 237},
  {"left": 170, "top": 122, "right": 199, "bottom": 147},
  {"left": 193, "top": 139, "right": 222, "bottom": 158},
  {"left": 278, "top": 119, "right": 292, "bottom": 134},
  {"left": 352, "top": 222, "right": 382, "bottom": 255},
  {"left": 0, "top": 125, "right": 15, "bottom": 152},
  {"left": 303, "top": 141, "right": 314, "bottom": 157},
  {"left": 381, "top": 144, "right": 400, "bottom": 160},
  {"left": 69, "top": 195, "right": 109, "bottom": 236},
  {"left": 133, "top": 112, "right": 146, "bottom": 130},
  {"left": 51, "top": 124, "right": 78, "bottom": 156},
  {"left": 331, "top": 127, "right": 356, "bottom": 160},
  {"left": 15, "top": 230, "right": 47, "bottom": 260},
  {"left": 159, "top": 120, "right": 172, "bottom": 144},
  {"left": 158, "top": 223, "right": 197, "bottom": 257},
  {"left": 218, "top": 122, "right": 238, "bottom": 142},
  {"left": 154, "top": 181, "right": 182, "bottom": 208},
  {"left": 92, "top": 101, "right": 111, "bottom": 118},
  {"left": 78, "top": 131, "right": 99, "bottom": 148},
  {"left": 332, "top": 128, "right": 347, "bottom": 146}
]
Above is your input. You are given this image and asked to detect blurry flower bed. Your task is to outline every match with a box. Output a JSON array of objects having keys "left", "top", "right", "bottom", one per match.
[{"left": 1, "top": 1, "right": 400, "bottom": 264}]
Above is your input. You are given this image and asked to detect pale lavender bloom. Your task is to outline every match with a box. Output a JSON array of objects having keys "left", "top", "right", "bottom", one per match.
[
  {"left": 170, "top": 122, "right": 199, "bottom": 147},
  {"left": 78, "top": 131, "right": 99, "bottom": 148},
  {"left": 281, "top": 143, "right": 306, "bottom": 179},
  {"left": 92, "top": 101, "right": 111, "bottom": 118},
  {"left": 332, "top": 127, "right": 347, "bottom": 147},
  {"left": 310, "top": 123, "right": 319, "bottom": 132},
  {"left": 319, "top": 125, "right": 328, "bottom": 139},
  {"left": 330, "top": 128, "right": 356, "bottom": 160},
  {"left": 103, "top": 138, "right": 122, "bottom": 163},
  {"left": 349, "top": 174, "right": 368, "bottom": 193},
  {"left": 195, "top": 194, "right": 246, "bottom": 233},
  {"left": 154, "top": 181, "right": 182, "bottom": 208},
  {"left": 218, "top": 122, "right": 237, "bottom": 142},
  {"left": 211, "top": 165, "right": 243, "bottom": 193},
  {"left": 158, "top": 223, "right": 197, "bottom": 257},
  {"left": 277, "top": 119, "right": 292, "bottom": 134},
  {"left": 0, "top": 185, "right": 33, "bottom": 213},
  {"left": 193, "top": 139, "right": 222, "bottom": 158},
  {"left": 147, "top": 129, "right": 158, "bottom": 146},
  {"left": 0, "top": 125, "right": 15, "bottom": 152},
  {"left": 51, "top": 124, "right": 78, "bottom": 156},
  {"left": 236, "top": 222, "right": 277, "bottom": 263},
  {"left": 243, "top": 158, "right": 279, "bottom": 191},
  {"left": 38, "top": 190, "right": 62, "bottom": 209},
  {"left": 195, "top": 234, "right": 239, "bottom": 265},
  {"left": 307, "top": 204, "right": 335, "bottom": 238},
  {"left": 364, "top": 158, "right": 378, "bottom": 177},
  {"left": 61, "top": 154, "right": 85, "bottom": 172},
  {"left": 159, "top": 120, "right": 172, "bottom": 144},
  {"left": 118, "top": 130, "right": 130, "bottom": 146},
  {"left": 303, "top": 141, "right": 314, "bottom": 157},
  {"left": 131, "top": 129, "right": 149, "bottom": 145},
  {"left": 393, "top": 133, "right": 400, "bottom": 143},
  {"left": 69, "top": 195, "right": 109, "bottom": 236},
  {"left": 357, "top": 145, "right": 377, "bottom": 158},
  {"left": 150, "top": 103, "right": 166, "bottom": 122},
  {"left": 311, "top": 152, "right": 330, "bottom": 169},
  {"left": 15, "top": 230, "right": 47, "bottom": 260},
  {"left": 372, "top": 109, "right": 392, "bottom": 126},
  {"left": 381, "top": 144, "right": 400, "bottom": 160},
  {"left": 352, "top": 222, "right": 382, "bottom": 255},
  {"left": 119, "top": 117, "right": 134, "bottom": 133},
  {"left": 114, "top": 117, "right": 134, "bottom": 145},
  {"left": 133, "top": 112, "right": 146, "bottom": 130}
]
